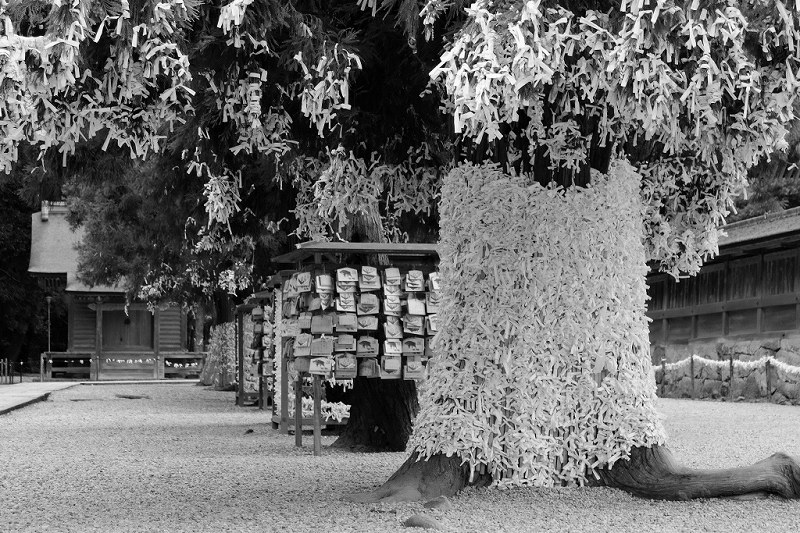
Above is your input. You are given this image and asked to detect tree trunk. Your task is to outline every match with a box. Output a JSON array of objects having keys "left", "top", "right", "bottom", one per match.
[
  {"left": 347, "top": 452, "right": 490, "bottom": 503},
  {"left": 332, "top": 377, "right": 419, "bottom": 452},
  {"left": 194, "top": 303, "right": 208, "bottom": 352},
  {"left": 348, "top": 162, "right": 800, "bottom": 503},
  {"left": 349, "top": 445, "right": 800, "bottom": 503}
]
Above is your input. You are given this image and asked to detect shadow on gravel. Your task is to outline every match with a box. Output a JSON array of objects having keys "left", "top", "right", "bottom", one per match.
[
  {"left": 115, "top": 394, "right": 151, "bottom": 400},
  {"left": 68, "top": 394, "right": 152, "bottom": 401}
]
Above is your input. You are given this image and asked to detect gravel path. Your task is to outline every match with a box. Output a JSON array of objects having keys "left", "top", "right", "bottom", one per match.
[{"left": 1, "top": 385, "right": 799, "bottom": 532}]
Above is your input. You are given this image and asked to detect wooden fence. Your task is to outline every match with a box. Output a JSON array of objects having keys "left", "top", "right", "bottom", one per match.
[
  {"left": 1, "top": 358, "right": 20, "bottom": 384},
  {"left": 40, "top": 352, "right": 206, "bottom": 381}
]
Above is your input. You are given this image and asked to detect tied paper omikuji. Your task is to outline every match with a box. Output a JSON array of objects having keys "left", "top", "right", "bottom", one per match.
[{"left": 409, "top": 160, "right": 666, "bottom": 488}]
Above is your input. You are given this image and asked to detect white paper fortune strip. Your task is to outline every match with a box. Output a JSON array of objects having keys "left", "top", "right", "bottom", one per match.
[{"left": 408, "top": 161, "right": 666, "bottom": 488}]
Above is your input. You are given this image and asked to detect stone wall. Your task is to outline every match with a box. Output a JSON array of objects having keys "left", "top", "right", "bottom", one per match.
[
  {"left": 654, "top": 354, "right": 800, "bottom": 405},
  {"left": 655, "top": 333, "right": 800, "bottom": 366}
]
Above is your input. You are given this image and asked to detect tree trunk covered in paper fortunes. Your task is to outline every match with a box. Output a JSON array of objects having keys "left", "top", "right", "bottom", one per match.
[
  {"left": 407, "top": 161, "right": 665, "bottom": 487},
  {"left": 355, "top": 161, "right": 800, "bottom": 502}
]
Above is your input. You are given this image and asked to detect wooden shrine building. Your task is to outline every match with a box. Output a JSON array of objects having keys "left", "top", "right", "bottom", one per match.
[
  {"left": 28, "top": 202, "right": 203, "bottom": 380},
  {"left": 647, "top": 207, "right": 800, "bottom": 365}
]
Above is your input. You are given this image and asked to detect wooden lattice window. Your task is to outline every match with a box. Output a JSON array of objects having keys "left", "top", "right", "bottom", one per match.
[
  {"left": 762, "top": 305, "right": 797, "bottom": 332},
  {"left": 762, "top": 251, "right": 797, "bottom": 296},
  {"left": 695, "top": 264, "right": 725, "bottom": 305},
  {"left": 726, "top": 257, "right": 760, "bottom": 301},
  {"left": 666, "top": 277, "right": 695, "bottom": 309},
  {"left": 102, "top": 310, "right": 154, "bottom": 351},
  {"left": 646, "top": 277, "right": 666, "bottom": 312},
  {"left": 696, "top": 312, "right": 723, "bottom": 338}
]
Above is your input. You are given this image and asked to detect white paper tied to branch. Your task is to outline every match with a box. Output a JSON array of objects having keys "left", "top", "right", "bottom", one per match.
[
  {"left": 423, "top": 0, "right": 800, "bottom": 280},
  {"left": 408, "top": 160, "right": 665, "bottom": 488},
  {"left": 0, "top": 0, "right": 194, "bottom": 171}
]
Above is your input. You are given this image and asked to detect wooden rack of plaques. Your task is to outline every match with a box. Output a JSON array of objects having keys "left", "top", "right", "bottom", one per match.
[
  {"left": 235, "top": 291, "right": 275, "bottom": 408},
  {"left": 270, "top": 241, "right": 440, "bottom": 456}
]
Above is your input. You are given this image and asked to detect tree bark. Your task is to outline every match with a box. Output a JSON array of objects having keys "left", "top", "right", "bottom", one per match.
[
  {"left": 346, "top": 452, "right": 490, "bottom": 503},
  {"left": 193, "top": 303, "right": 209, "bottom": 352},
  {"left": 595, "top": 445, "right": 800, "bottom": 500},
  {"left": 349, "top": 445, "right": 800, "bottom": 502},
  {"left": 332, "top": 377, "right": 419, "bottom": 452}
]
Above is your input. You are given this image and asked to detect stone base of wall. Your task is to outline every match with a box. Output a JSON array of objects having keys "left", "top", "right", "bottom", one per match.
[
  {"left": 653, "top": 333, "right": 800, "bottom": 367},
  {"left": 654, "top": 355, "right": 800, "bottom": 405}
]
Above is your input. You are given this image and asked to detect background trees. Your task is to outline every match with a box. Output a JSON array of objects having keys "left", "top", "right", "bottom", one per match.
[
  {"left": 1, "top": 0, "right": 445, "bottom": 445},
  {"left": 731, "top": 118, "right": 800, "bottom": 220},
  {"left": 1, "top": 0, "right": 446, "bottom": 300},
  {"left": 0, "top": 176, "right": 60, "bottom": 369}
]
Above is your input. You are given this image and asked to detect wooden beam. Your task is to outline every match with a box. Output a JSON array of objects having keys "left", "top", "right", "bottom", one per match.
[
  {"left": 94, "top": 296, "right": 103, "bottom": 381},
  {"left": 67, "top": 294, "right": 75, "bottom": 351},
  {"left": 272, "top": 241, "right": 440, "bottom": 264},
  {"left": 236, "top": 310, "right": 244, "bottom": 407},
  {"left": 295, "top": 373, "right": 303, "bottom": 447},
  {"left": 154, "top": 308, "right": 161, "bottom": 379},
  {"left": 313, "top": 374, "right": 322, "bottom": 456},
  {"left": 280, "top": 340, "right": 289, "bottom": 434}
]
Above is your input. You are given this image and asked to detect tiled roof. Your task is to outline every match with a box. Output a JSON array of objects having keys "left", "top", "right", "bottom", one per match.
[{"left": 719, "top": 206, "right": 800, "bottom": 247}]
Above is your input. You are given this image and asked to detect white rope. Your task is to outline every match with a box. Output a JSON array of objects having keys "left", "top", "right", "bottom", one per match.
[
  {"left": 661, "top": 354, "right": 800, "bottom": 376},
  {"left": 771, "top": 357, "right": 800, "bottom": 376}
]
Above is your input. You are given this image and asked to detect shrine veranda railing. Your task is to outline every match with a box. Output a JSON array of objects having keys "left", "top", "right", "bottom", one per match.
[{"left": 41, "top": 351, "right": 206, "bottom": 381}]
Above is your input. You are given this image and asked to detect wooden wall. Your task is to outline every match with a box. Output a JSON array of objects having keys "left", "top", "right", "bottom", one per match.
[
  {"left": 102, "top": 309, "right": 153, "bottom": 350},
  {"left": 69, "top": 299, "right": 96, "bottom": 351},
  {"left": 648, "top": 247, "right": 800, "bottom": 345},
  {"left": 66, "top": 296, "right": 187, "bottom": 353},
  {"left": 158, "top": 306, "right": 186, "bottom": 351}
]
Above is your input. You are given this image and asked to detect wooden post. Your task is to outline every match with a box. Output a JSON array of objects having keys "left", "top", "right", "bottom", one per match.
[
  {"left": 313, "top": 374, "right": 322, "bottom": 456},
  {"left": 236, "top": 310, "right": 244, "bottom": 407},
  {"left": 295, "top": 373, "right": 303, "bottom": 447},
  {"left": 94, "top": 297, "right": 103, "bottom": 381},
  {"left": 40, "top": 353, "right": 45, "bottom": 383},
  {"left": 729, "top": 353, "right": 734, "bottom": 401},
  {"left": 153, "top": 308, "right": 161, "bottom": 379},
  {"left": 258, "top": 356, "right": 264, "bottom": 410},
  {"left": 660, "top": 357, "right": 666, "bottom": 397},
  {"left": 280, "top": 340, "right": 289, "bottom": 434},
  {"left": 690, "top": 355, "right": 695, "bottom": 399},
  {"left": 765, "top": 359, "right": 772, "bottom": 402}
]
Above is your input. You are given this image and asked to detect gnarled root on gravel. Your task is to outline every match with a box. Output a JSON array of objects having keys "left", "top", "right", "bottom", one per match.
[
  {"left": 347, "top": 445, "right": 800, "bottom": 503},
  {"left": 595, "top": 445, "right": 800, "bottom": 500},
  {"left": 345, "top": 452, "right": 491, "bottom": 503}
]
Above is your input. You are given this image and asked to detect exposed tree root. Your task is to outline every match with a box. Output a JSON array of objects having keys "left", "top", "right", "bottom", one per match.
[
  {"left": 347, "top": 445, "right": 800, "bottom": 503},
  {"left": 595, "top": 445, "right": 800, "bottom": 500},
  {"left": 345, "top": 453, "right": 490, "bottom": 503}
]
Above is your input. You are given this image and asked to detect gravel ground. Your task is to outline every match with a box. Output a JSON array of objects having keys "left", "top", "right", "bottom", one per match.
[{"left": 1, "top": 385, "right": 799, "bottom": 533}]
